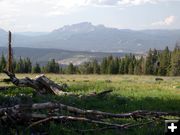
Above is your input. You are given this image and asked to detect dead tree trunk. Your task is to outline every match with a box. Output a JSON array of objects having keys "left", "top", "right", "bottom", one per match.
[
  {"left": 0, "top": 102, "right": 179, "bottom": 132},
  {"left": 3, "top": 70, "right": 67, "bottom": 95},
  {"left": 3, "top": 71, "right": 112, "bottom": 96},
  {"left": 7, "top": 31, "right": 13, "bottom": 73}
]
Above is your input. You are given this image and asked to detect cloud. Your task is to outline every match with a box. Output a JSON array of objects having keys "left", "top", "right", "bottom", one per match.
[
  {"left": 119, "top": 0, "right": 158, "bottom": 5},
  {"left": 0, "top": 0, "right": 90, "bottom": 31},
  {"left": 152, "top": 16, "right": 176, "bottom": 26},
  {"left": 86, "top": 0, "right": 119, "bottom": 6},
  {"left": 0, "top": 0, "right": 175, "bottom": 20},
  {"left": 86, "top": 0, "right": 160, "bottom": 6},
  {"left": 0, "top": 0, "right": 87, "bottom": 18},
  {"left": 0, "top": 0, "right": 178, "bottom": 31},
  {"left": 87, "top": 0, "right": 180, "bottom": 6}
]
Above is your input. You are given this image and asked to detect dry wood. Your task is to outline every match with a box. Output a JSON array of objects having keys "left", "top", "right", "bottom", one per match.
[
  {"left": 13, "top": 112, "right": 154, "bottom": 132},
  {"left": 1, "top": 102, "right": 179, "bottom": 119},
  {"left": 3, "top": 71, "right": 113, "bottom": 97},
  {"left": 26, "top": 114, "right": 128, "bottom": 129},
  {"left": 0, "top": 102, "right": 179, "bottom": 132},
  {"left": 84, "top": 90, "right": 113, "bottom": 97},
  {"left": 73, "top": 120, "right": 154, "bottom": 133},
  {"left": 7, "top": 31, "right": 13, "bottom": 73},
  {"left": 3, "top": 70, "right": 67, "bottom": 95}
]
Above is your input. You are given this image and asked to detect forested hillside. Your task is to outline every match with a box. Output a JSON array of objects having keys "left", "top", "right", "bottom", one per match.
[
  {"left": 0, "top": 45, "right": 179, "bottom": 76},
  {"left": 0, "top": 47, "right": 126, "bottom": 65}
]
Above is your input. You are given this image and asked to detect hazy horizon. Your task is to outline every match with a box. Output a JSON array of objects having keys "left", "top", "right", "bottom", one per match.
[{"left": 1, "top": 21, "right": 180, "bottom": 33}]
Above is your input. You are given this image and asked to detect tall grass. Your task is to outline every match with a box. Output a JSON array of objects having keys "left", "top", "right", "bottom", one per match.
[{"left": 0, "top": 74, "right": 179, "bottom": 134}]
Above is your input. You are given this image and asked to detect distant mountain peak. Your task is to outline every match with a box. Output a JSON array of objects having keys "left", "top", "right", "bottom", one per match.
[
  {"left": 52, "top": 22, "right": 106, "bottom": 33},
  {"left": 71, "top": 22, "right": 93, "bottom": 27},
  {"left": 1, "top": 23, "right": 180, "bottom": 53}
]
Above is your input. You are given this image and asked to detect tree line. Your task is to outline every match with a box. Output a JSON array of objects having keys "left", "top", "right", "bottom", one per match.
[{"left": 0, "top": 45, "right": 179, "bottom": 76}]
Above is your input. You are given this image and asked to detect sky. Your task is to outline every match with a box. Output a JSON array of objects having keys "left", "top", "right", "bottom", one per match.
[{"left": 0, "top": 0, "right": 180, "bottom": 32}]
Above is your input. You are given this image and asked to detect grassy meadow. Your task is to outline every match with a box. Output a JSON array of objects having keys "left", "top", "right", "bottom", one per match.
[{"left": 0, "top": 74, "right": 180, "bottom": 135}]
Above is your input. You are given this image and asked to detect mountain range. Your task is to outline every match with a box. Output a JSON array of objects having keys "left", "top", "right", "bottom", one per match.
[{"left": 1, "top": 22, "right": 180, "bottom": 53}]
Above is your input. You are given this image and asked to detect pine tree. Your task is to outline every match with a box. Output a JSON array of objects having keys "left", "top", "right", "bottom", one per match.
[
  {"left": 134, "top": 56, "right": 145, "bottom": 75},
  {"left": 170, "top": 44, "right": 180, "bottom": 76},
  {"left": 100, "top": 58, "right": 108, "bottom": 74},
  {"left": 45, "top": 59, "right": 59, "bottom": 73},
  {"left": 32, "top": 63, "right": 41, "bottom": 73},
  {"left": 0, "top": 53, "right": 6, "bottom": 72},
  {"left": 114, "top": 57, "right": 119, "bottom": 74},
  {"left": 15, "top": 62, "right": 21, "bottom": 73},
  {"left": 41, "top": 66, "right": 46, "bottom": 73},
  {"left": 129, "top": 54, "right": 136, "bottom": 74},
  {"left": 152, "top": 49, "right": 159, "bottom": 75},
  {"left": 128, "top": 62, "right": 134, "bottom": 74},
  {"left": 15, "top": 57, "right": 24, "bottom": 73},
  {"left": 107, "top": 56, "right": 116, "bottom": 74},
  {"left": 107, "top": 60, "right": 114, "bottom": 74},
  {"left": 66, "top": 63, "right": 75, "bottom": 74},
  {"left": 145, "top": 49, "right": 154, "bottom": 75},
  {"left": 24, "top": 58, "right": 32, "bottom": 73},
  {"left": 79, "top": 62, "right": 93, "bottom": 74},
  {"left": 119, "top": 58, "right": 124, "bottom": 74},
  {"left": 158, "top": 47, "right": 171, "bottom": 76},
  {"left": 124, "top": 55, "right": 130, "bottom": 74},
  {"left": 12, "top": 59, "right": 17, "bottom": 73},
  {"left": 92, "top": 59, "right": 100, "bottom": 74}
]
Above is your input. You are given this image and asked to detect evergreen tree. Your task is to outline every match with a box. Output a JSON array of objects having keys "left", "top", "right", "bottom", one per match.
[
  {"left": 128, "top": 62, "right": 134, "bottom": 74},
  {"left": 12, "top": 59, "right": 17, "bottom": 73},
  {"left": 100, "top": 58, "right": 108, "bottom": 74},
  {"left": 79, "top": 62, "right": 93, "bottom": 74},
  {"left": 92, "top": 59, "right": 100, "bottom": 74},
  {"left": 128, "top": 54, "right": 136, "bottom": 74},
  {"left": 124, "top": 55, "right": 131, "bottom": 74},
  {"left": 0, "top": 53, "right": 6, "bottom": 72},
  {"left": 114, "top": 57, "right": 119, "bottom": 74},
  {"left": 170, "top": 44, "right": 180, "bottom": 76},
  {"left": 66, "top": 63, "right": 75, "bottom": 74},
  {"left": 145, "top": 49, "right": 154, "bottom": 75},
  {"left": 152, "top": 49, "right": 159, "bottom": 75},
  {"left": 107, "top": 56, "right": 116, "bottom": 74},
  {"left": 15, "top": 57, "right": 24, "bottom": 73},
  {"left": 45, "top": 59, "right": 60, "bottom": 73},
  {"left": 32, "top": 63, "right": 41, "bottom": 73},
  {"left": 1, "top": 45, "right": 178, "bottom": 76},
  {"left": 24, "top": 58, "right": 32, "bottom": 73},
  {"left": 158, "top": 47, "right": 171, "bottom": 76},
  {"left": 134, "top": 56, "right": 145, "bottom": 75},
  {"left": 107, "top": 60, "right": 114, "bottom": 74},
  {"left": 15, "top": 62, "right": 21, "bottom": 73},
  {"left": 41, "top": 66, "right": 46, "bottom": 73},
  {"left": 119, "top": 58, "right": 125, "bottom": 74}
]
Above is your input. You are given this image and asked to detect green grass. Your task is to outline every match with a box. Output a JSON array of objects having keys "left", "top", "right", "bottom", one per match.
[{"left": 0, "top": 74, "right": 180, "bottom": 135}]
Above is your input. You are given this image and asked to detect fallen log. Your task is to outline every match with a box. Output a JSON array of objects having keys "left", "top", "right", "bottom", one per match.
[
  {"left": 3, "top": 70, "right": 113, "bottom": 97},
  {"left": 3, "top": 70, "right": 68, "bottom": 95},
  {"left": 1, "top": 102, "right": 179, "bottom": 119},
  {"left": 0, "top": 102, "right": 179, "bottom": 133},
  {"left": 81, "top": 90, "right": 113, "bottom": 98}
]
